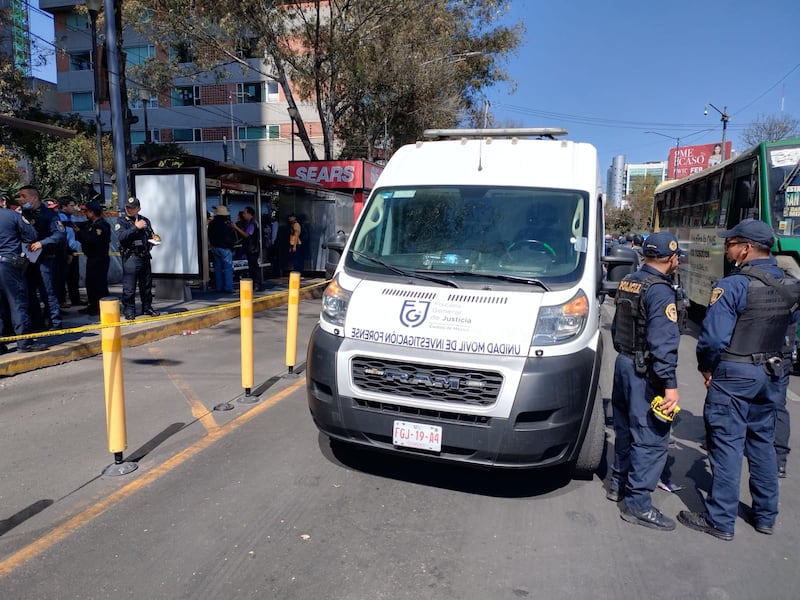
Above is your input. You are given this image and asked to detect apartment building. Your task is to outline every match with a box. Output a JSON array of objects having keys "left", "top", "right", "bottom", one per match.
[{"left": 38, "top": 0, "right": 324, "bottom": 174}]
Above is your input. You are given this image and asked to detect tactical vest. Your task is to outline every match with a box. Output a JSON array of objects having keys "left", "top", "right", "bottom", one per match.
[
  {"left": 613, "top": 274, "right": 671, "bottom": 355},
  {"left": 724, "top": 266, "right": 800, "bottom": 357}
]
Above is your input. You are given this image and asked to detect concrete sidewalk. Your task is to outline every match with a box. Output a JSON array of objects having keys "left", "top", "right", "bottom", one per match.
[{"left": 0, "top": 276, "right": 328, "bottom": 377}]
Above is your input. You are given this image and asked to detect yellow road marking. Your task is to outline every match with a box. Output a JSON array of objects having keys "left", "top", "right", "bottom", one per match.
[
  {"left": 149, "top": 347, "right": 219, "bottom": 432},
  {"left": 0, "top": 376, "right": 306, "bottom": 578}
]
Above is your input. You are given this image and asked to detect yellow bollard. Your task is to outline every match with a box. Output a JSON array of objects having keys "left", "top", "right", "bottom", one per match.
[
  {"left": 239, "top": 279, "right": 258, "bottom": 403},
  {"left": 285, "top": 271, "right": 300, "bottom": 374},
  {"left": 100, "top": 297, "right": 137, "bottom": 475}
]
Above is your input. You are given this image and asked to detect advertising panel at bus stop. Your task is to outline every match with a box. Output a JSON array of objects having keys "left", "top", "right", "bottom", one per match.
[
  {"left": 289, "top": 159, "right": 384, "bottom": 222},
  {"left": 668, "top": 141, "right": 732, "bottom": 179}
]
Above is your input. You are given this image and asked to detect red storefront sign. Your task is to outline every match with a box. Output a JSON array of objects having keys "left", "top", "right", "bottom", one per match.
[{"left": 289, "top": 160, "right": 383, "bottom": 220}]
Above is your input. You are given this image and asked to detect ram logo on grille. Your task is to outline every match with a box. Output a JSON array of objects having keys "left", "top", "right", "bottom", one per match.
[{"left": 363, "top": 367, "right": 486, "bottom": 390}]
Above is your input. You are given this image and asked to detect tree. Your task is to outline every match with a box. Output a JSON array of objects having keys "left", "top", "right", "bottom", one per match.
[
  {"left": 124, "top": 0, "right": 521, "bottom": 161},
  {"left": 741, "top": 113, "right": 800, "bottom": 147},
  {"left": 625, "top": 174, "right": 660, "bottom": 232}
]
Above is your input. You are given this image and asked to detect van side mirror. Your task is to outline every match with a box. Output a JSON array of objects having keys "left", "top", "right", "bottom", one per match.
[
  {"left": 323, "top": 230, "right": 348, "bottom": 277},
  {"left": 600, "top": 246, "right": 638, "bottom": 297}
]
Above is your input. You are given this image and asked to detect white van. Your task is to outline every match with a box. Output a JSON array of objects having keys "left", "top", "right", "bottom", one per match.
[{"left": 306, "top": 129, "right": 626, "bottom": 476}]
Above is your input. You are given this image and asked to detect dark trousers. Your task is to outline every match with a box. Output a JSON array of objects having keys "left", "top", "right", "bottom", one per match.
[
  {"left": 86, "top": 255, "right": 110, "bottom": 311},
  {"left": 25, "top": 256, "right": 61, "bottom": 329},
  {"left": 65, "top": 254, "right": 81, "bottom": 304},
  {"left": 0, "top": 260, "right": 36, "bottom": 349},
  {"left": 610, "top": 354, "right": 671, "bottom": 511},
  {"left": 246, "top": 253, "right": 263, "bottom": 289},
  {"left": 121, "top": 254, "right": 153, "bottom": 316},
  {"left": 704, "top": 361, "right": 780, "bottom": 532}
]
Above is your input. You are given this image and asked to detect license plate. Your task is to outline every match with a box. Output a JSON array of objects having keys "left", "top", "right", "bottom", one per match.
[{"left": 392, "top": 420, "right": 442, "bottom": 452}]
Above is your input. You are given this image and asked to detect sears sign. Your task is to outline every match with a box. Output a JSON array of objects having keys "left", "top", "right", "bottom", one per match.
[{"left": 289, "top": 160, "right": 383, "bottom": 189}]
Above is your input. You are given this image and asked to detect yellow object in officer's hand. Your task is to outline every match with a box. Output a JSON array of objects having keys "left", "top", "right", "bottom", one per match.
[{"left": 651, "top": 395, "right": 680, "bottom": 422}]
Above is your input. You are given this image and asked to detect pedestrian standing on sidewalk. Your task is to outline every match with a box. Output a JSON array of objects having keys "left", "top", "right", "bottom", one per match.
[
  {"left": 74, "top": 202, "right": 110, "bottom": 317},
  {"left": 607, "top": 231, "right": 682, "bottom": 532},
  {"left": 231, "top": 206, "right": 265, "bottom": 291},
  {"left": 207, "top": 205, "right": 235, "bottom": 293},
  {"left": 679, "top": 219, "right": 800, "bottom": 540},
  {"left": 0, "top": 201, "right": 47, "bottom": 353},
  {"left": 116, "top": 197, "right": 159, "bottom": 320},
  {"left": 57, "top": 195, "right": 84, "bottom": 308}
]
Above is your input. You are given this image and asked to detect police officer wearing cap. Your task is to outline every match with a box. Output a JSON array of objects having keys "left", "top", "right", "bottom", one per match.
[
  {"left": 0, "top": 197, "right": 47, "bottom": 353},
  {"left": 75, "top": 201, "right": 110, "bottom": 316},
  {"left": 679, "top": 219, "right": 800, "bottom": 540},
  {"left": 18, "top": 185, "right": 67, "bottom": 330},
  {"left": 608, "top": 231, "right": 682, "bottom": 532},
  {"left": 116, "top": 197, "right": 159, "bottom": 320}
]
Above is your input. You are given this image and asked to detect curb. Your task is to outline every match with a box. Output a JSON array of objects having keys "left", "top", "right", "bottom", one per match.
[{"left": 0, "top": 285, "right": 325, "bottom": 377}]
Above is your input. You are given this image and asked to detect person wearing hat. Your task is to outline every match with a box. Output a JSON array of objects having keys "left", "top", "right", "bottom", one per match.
[
  {"left": 679, "top": 219, "right": 800, "bottom": 540},
  {"left": 115, "top": 197, "right": 159, "bottom": 320},
  {"left": 207, "top": 205, "right": 236, "bottom": 293},
  {"left": 607, "top": 231, "right": 682, "bottom": 532},
  {"left": 74, "top": 201, "right": 110, "bottom": 317}
]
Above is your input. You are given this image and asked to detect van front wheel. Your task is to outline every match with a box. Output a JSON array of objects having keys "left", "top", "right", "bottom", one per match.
[{"left": 572, "top": 393, "right": 605, "bottom": 479}]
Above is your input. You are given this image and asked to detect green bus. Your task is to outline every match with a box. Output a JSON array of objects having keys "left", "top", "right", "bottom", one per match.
[{"left": 653, "top": 136, "right": 800, "bottom": 313}]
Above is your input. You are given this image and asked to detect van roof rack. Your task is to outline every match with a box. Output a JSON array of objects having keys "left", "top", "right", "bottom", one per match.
[{"left": 422, "top": 128, "right": 568, "bottom": 140}]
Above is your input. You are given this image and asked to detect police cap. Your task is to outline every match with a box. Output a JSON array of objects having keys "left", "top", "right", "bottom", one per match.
[
  {"left": 717, "top": 218, "right": 774, "bottom": 247},
  {"left": 126, "top": 197, "right": 141, "bottom": 209},
  {"left": 85, "top": 201, "right": 103, "bottom": 215},
  {"left": 642, "top": 232, "right": 681, "bottom": 258}
]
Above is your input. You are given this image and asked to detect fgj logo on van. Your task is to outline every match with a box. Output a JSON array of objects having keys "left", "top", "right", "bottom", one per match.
[{"left": 399, "top": 300, "right": 430, "bottom": 328}]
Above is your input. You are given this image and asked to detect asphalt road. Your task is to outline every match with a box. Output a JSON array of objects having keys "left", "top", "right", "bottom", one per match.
[{"left": 0, "top": 298, "right": 798, "bottom": 599}]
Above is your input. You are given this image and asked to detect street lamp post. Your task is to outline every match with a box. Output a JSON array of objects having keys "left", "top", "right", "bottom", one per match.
[
  {"left": 239, "top": 140, "right": 247, "bottom": 164},
  {"left": 645, "top": 131, "right": 681, "bottom": 179},
  {"left": 704, "top": 103, "right": 730, "bottom": 160},
  {"left": 86, "top": 0, "right": 104, "bottom": 202},
  {"left": 222, "top": 135, "right": 228, "bottom": 163},
  {"left": 138, "top": 87, "right": 151, "bottom": 160},
  {"left": 229, "top": 93, "right": 235, "bottom": 163},
  {"left": 287, "top": 106, "right": 299, "bottom": 162}
]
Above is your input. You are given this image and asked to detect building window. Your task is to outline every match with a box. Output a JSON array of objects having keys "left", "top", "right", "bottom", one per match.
[
  {"left": 237, "top": 125, "right": 279, "bottom": 140},
  {"left": 66, "top": 12, "right": 88, "bottom": 29},
  {"left": 170, "top": 41, "right": 197, "bottom": 64},
  {"left": 69, "top": 51, "right": 92, "bottom": 71},
  {"left": 236, "top": 37, "right": 260, "bottom": 59},
  {"left": 125, "top": 45, "right": 155, "bottom": 67},
  {"left": 173, "top": 128, "right": 202, "bottom": 142},
  {"left": 267, "top": 81, "right": 279, "bottom": 102},
  {"left": 130, "top": 94, "right": 158, "bottom": 110},
  {"left": 171, "top": 86, "right": 200, "bottom": 106},
  {"left": 236, "top": 82, "right": 266, "bottom": 104},
  {"left": 131, "top": 130, "right": 160, "bottom": 144},
  {"left": 71, "top": 92, "right": 93, "bottom": 112}
]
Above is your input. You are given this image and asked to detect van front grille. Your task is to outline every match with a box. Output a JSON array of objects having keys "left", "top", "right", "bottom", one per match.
[{"left": 351, "top": 356, "right": 502, "bottom": 406}]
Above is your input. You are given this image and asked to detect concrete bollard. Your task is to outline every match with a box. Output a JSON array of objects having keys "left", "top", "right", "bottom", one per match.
[
  {"left": 285, "top": 272, "right": 300, "bottom": 375},
  {"left": 99, "top": 297, "right": 137, "bottom": 476}
]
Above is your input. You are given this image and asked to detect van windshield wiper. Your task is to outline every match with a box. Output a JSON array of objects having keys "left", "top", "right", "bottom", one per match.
[
  {"left": 426, "top": 270, "right": 551, "bottom": 291},
  {"left": 350, "top": 250, "right": 459, "bottom": 288}
]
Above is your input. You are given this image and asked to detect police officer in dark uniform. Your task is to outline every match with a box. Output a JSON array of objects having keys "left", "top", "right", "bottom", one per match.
[
  {"left": 116, "top": 197, "right": 159, "bottom": 320},
  {"left": 74, "top": 201, "right": 110, "bottom": 317},
  {"left": 608, "top": 231, "right": 682, "bottom": 532},
  {"left": 679, "top": 219, "right": 800, "bottom": 540},
  {"left": 0, "top": 200, "right": 47, "bottom": 353},
  {"left": 18, "top": 185, "right": 67, "bottom": 330}
]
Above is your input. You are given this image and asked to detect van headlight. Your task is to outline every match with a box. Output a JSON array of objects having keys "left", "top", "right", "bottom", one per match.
[
  {"left": 321, "top": 275, "right": 352, "bottom": 327},
  {"left": 532, "top": 290, "right": 589, "bottom": 345}
]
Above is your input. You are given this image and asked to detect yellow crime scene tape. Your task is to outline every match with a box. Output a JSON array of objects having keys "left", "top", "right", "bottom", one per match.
[{"left": 0, "top": 279, "right": 330, "bottom": 344}]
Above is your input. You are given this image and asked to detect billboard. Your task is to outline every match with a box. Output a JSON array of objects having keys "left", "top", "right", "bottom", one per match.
[{"left": 667, "top": 141, "right": 732, "bottom": 179}]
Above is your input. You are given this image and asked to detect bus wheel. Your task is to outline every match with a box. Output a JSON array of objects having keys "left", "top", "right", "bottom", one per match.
[{"left": 572, "top": 391, "right": 605, "bottom": 479}]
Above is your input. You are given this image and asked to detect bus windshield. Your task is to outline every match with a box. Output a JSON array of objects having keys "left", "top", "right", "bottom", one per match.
[
  {"left": 768, "top": 143, "right": 800, "bottom": 236},
  {"left": 345, "top": 186, "right": 589, "bottom": 286}
]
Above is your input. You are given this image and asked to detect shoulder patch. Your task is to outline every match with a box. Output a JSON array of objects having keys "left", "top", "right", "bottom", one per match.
[
  {"left": 709, "top": 287, "right": 724, "bottom": 305},
  {"left": 114, "top": 223, "right": 121, "bottom": 231},
  {"left": 55, "top": 221, "right": 65, "bottom": 232},
  {"left": 665, "top": 303, "right": 678, "bottom": 322}
]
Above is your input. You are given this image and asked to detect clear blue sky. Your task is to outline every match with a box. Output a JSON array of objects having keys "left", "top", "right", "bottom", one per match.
[
  {"left": 484, "top": 0, "right": 800, "bottom": 175},
  {"left": 29, "top": 0, "right": 800, "bottom": 176}
]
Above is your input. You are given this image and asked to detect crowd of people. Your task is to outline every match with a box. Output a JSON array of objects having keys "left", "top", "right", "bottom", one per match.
[
  {"left": 608, "top": 220, "right": 795, "bottom": 540},
  {"left": 0, "top": 185, "right": 160, "bottom": 354}
]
